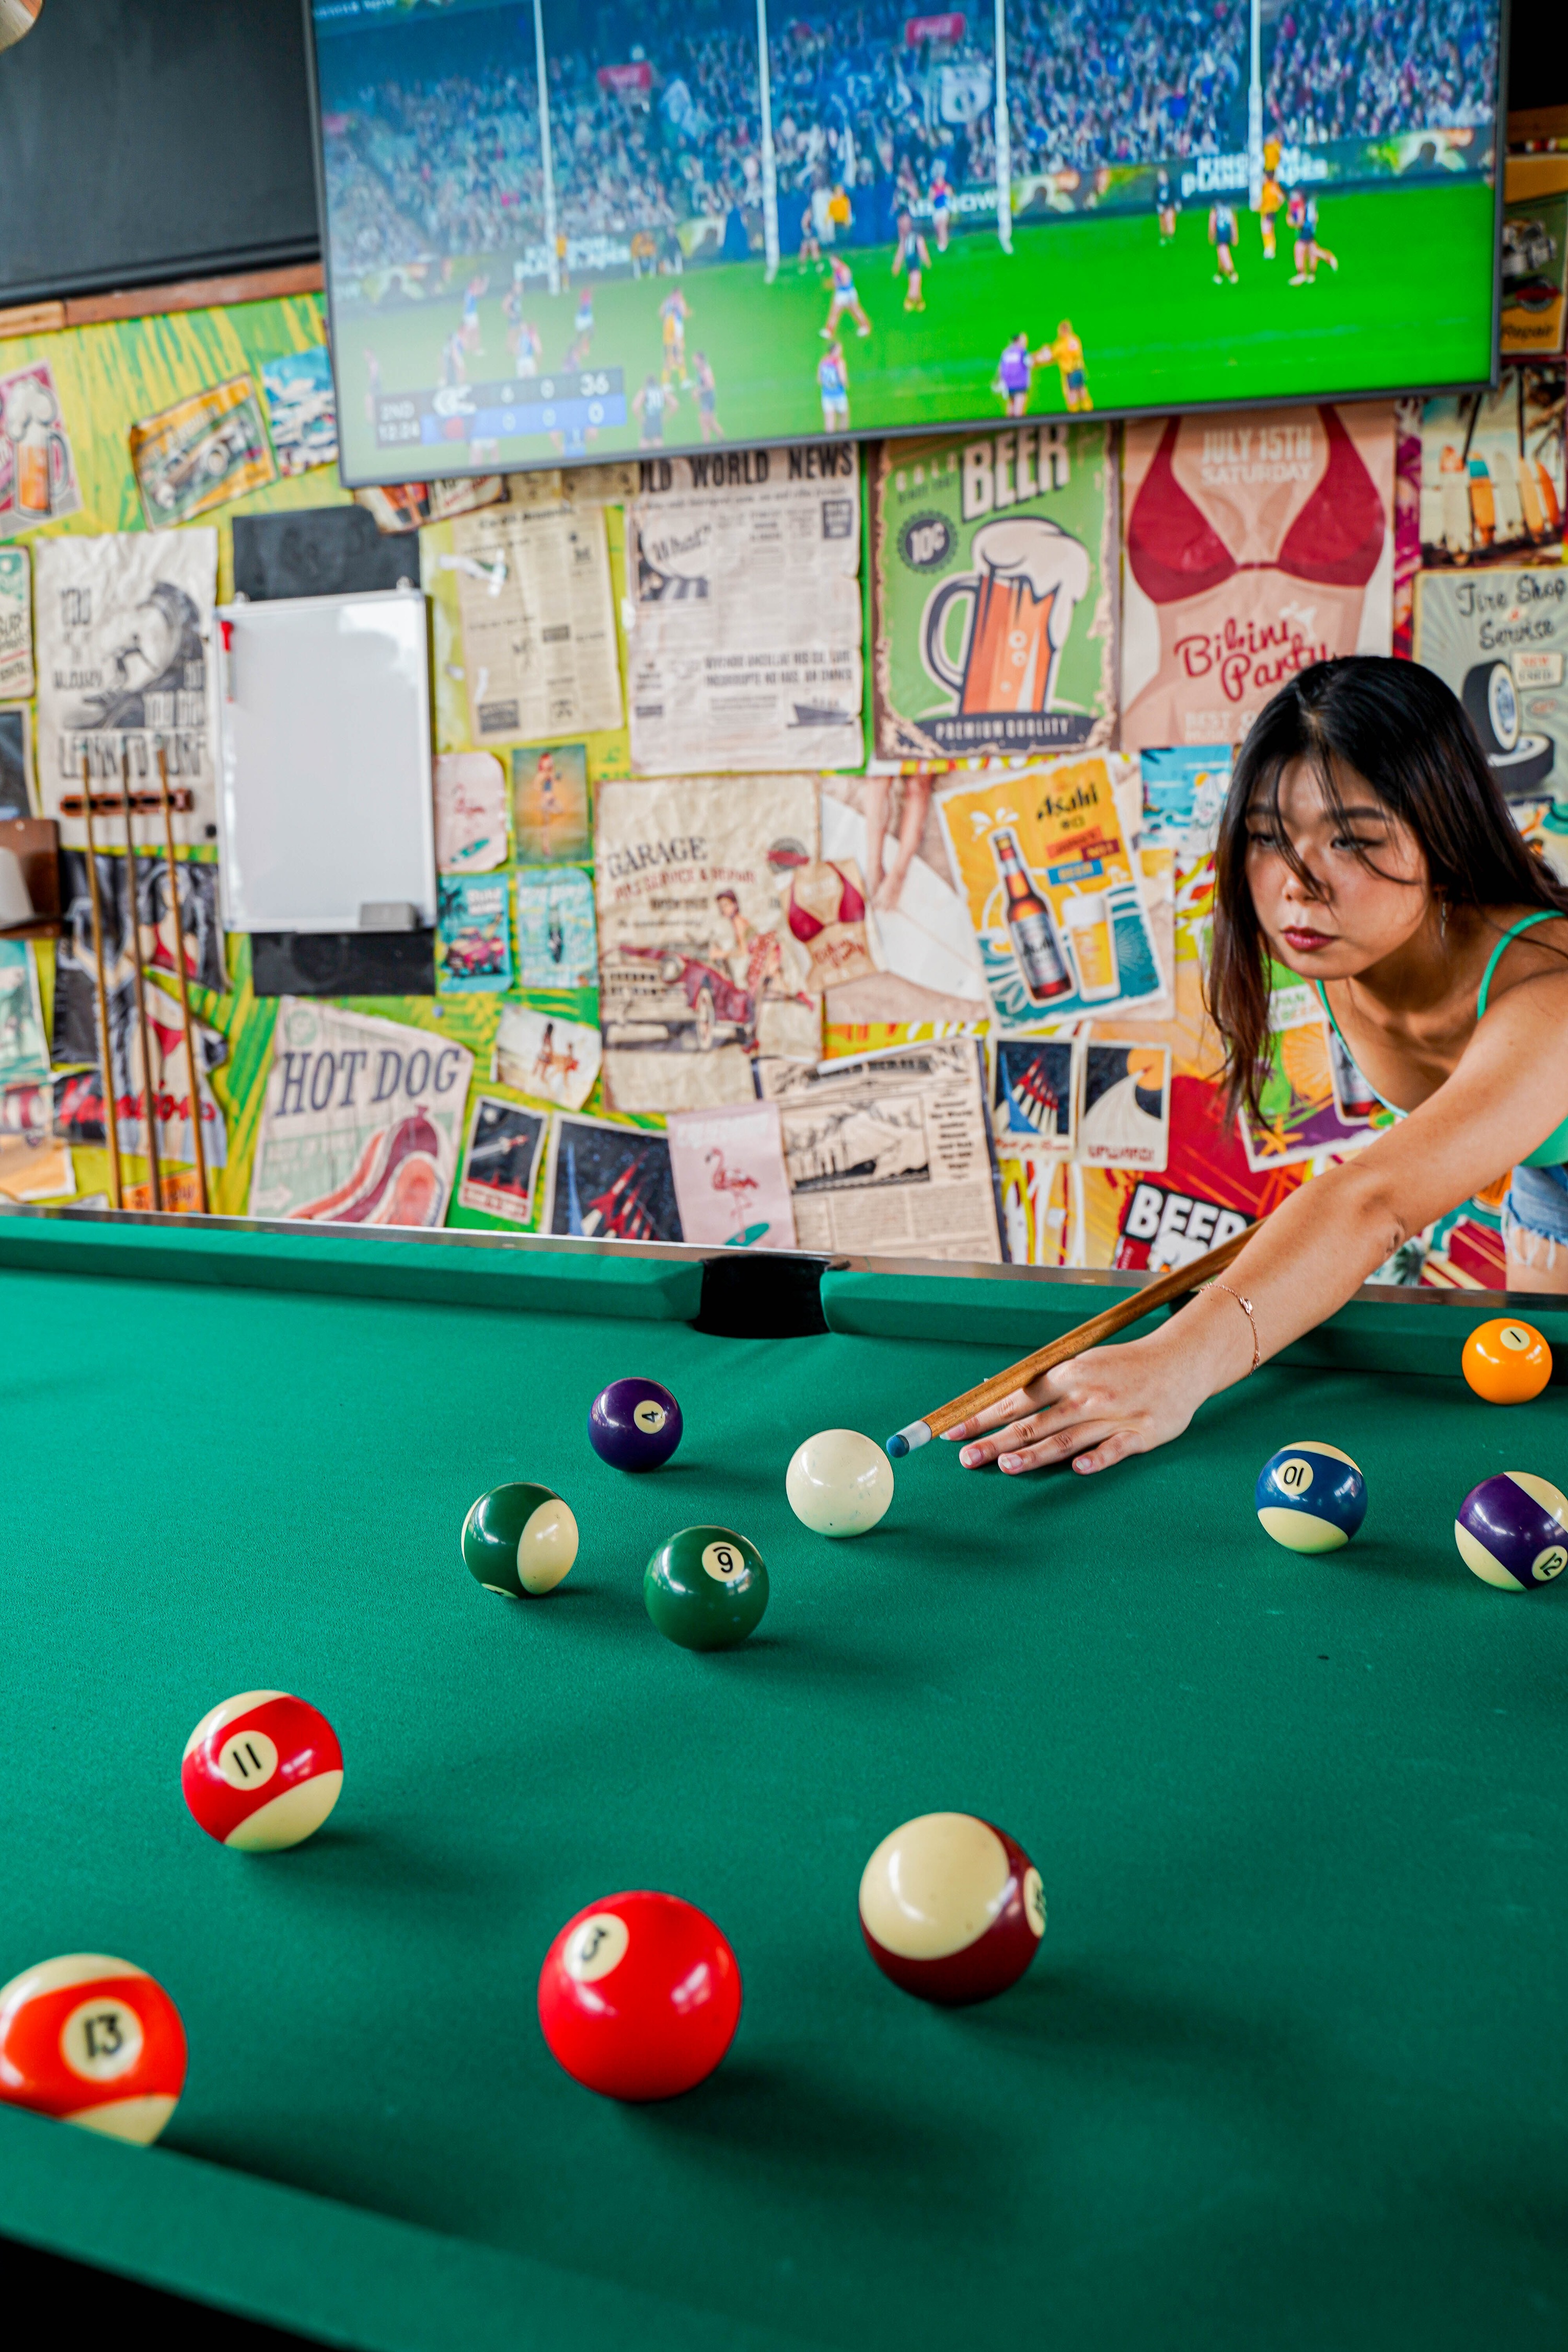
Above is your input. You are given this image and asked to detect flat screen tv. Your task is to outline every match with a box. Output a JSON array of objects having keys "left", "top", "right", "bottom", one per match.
[{"left": 306, "top": 0, "right": 1505, "bottom": 481}]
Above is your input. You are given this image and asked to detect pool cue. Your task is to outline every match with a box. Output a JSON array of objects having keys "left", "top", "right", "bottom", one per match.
[
  {"left": 886, "top": 1223, "right": 1256, "bottom": 1459},
  {"left": 120, "top": 744, "right": 164, "bottom": 1212},
  {"left": 155, "top": 745, "right": 209, "bottom": 1215},
  {"left": 80, "top": 755, "right": 123, "bottom": 1210}
]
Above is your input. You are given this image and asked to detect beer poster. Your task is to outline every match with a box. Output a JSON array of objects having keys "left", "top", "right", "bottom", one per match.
[
  {"left": 870, "top": 422, "right": 1117, "bottom": 762},
  {"left": 935, "top": 754, "right": 1163, "bottom": 1032},
  {"left": 0, "top": 360, "right": 81, "bottom": 533}
]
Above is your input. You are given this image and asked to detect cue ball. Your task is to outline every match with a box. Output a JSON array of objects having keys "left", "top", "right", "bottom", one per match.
[
  {"left": 182, "top": 1691, "right": 344, "bottom": 1851},
  {"left": 462, "top": 1482, "right": 579, "bottom": 1597},
  {"left": 1462, "top": 1318, "right": 1552, "bottom": 1405},
  {"left": 644, "top": 1526, "right": 768, "bottom": 1650},
  {"left": 1455, "top": 1471, "right": 1568, "bottom": 1590},
  {"left": 1255, "top": 1441, "right": 1367, "bottom": 1552},
  {"left": 589, "top": 1377, "right": 683, "bottom": 1471},
  {"left": 0, "top": 1954, "right": 187, "bottom": 2142},
  {"left": 537, "top": 1890, "right": 741, "bottom": 2100},
  {"left": 786, "top": 1428, "right": 894, "bottom": 1538},
  {"left": 858, "top": 1812, "right": 1046, "bottom": 2005}
]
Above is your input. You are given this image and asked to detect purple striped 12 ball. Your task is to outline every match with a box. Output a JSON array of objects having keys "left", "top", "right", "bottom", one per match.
[
  {"left": 589, "top": 1377, "right": 683, "bottom": 1472},
  {"left": 1454, "top": 1471, "right": 1568, "bottom": 1590}
]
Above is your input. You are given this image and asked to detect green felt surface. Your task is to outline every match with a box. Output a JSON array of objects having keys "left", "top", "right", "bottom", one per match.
[{"left": 3, "top": 1242, "right": 1567, "bottom": 2351}]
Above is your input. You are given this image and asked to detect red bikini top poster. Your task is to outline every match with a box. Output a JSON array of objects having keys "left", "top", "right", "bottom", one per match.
[{"left": 1119, "top": 403, "right": 1394, "bottom": 751}]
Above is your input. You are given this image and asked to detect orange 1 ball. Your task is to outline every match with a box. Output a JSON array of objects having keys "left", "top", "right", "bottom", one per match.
[{"left": 1462, "top": 1319, "right": 1553, "bottom": 1406}]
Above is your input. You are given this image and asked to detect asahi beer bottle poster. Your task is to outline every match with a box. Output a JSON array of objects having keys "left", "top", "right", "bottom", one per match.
[
  {"left": 935, "top": 754, "right": 1162, "bottom": 1030},
  {"left": 1414, "top": 568, "right": 1568, "bottom": 803},
  {"left": 871, "top": 422, "right": 1117, "bottom": 762}
]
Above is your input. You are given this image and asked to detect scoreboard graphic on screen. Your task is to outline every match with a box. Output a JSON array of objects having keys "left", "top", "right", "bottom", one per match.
[{"left": 376, "top": 372, "right": 628, "bottom": 459}]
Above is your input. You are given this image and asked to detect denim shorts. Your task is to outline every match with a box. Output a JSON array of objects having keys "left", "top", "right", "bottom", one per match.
[{"left": 1502, "top": 1160, "right": 1568, "bottom": 1261}]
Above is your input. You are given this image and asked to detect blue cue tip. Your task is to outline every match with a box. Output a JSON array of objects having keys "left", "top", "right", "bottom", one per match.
[{"left": 886, "top": 1433, "right": 909, "bottom": 1458}]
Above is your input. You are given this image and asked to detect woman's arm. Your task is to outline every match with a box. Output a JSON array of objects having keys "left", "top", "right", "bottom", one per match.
[{"left": 951, "top": 969, "right": 1568, "bottom": 1477}]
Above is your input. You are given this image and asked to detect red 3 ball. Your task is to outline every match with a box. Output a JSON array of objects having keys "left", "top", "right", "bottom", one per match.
[
  {"left": 858, "top": 1811, "right": 1046, "bottom": 2004},
  {"left": 182, "top": 1690, "right": 344, "bottom": 1851},
  {"left": 0, "top": 1954, "right": 187, "bottom": 2143},
  {"left": 537, "top": 1890, "right": 741, "bottom": 2101}
]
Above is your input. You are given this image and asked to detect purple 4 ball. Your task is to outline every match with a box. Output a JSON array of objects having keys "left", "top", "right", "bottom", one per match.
[{"left": 589, "top": 1377, "right": 683, "bottom": 1472}]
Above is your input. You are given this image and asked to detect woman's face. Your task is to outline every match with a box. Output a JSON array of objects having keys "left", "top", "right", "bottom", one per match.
[{"left": 1246, "top": 756, "right": 1431, "bottom": 978}]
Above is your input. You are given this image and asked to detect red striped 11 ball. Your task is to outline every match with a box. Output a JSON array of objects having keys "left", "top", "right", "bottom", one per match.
[
  {"left": 1455, "top": 1471, "right": 1568, "bottom": 1590},
  {"left": 182, "top": 1691, "right": 344, "bottom": 1850},
  {"left": 537, "top": 1890, "right": 742, "bottom": 2101},
  {"left": 0, "top": 1955, "right": 187, "bottom": 2142},
  {"left": 858, "top": 1812, "right": 1046, "bottom": 2005}
]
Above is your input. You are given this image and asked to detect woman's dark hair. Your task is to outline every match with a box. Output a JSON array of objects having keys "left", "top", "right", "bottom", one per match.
[{"left": 1208, "top": 657, "right": 1568, "bottom": 1122}]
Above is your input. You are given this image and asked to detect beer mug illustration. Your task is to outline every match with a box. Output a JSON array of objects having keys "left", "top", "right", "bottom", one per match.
[
  {"left": 1062, "top": 890, "right": 1119, "bottom": 1002},
  {"left": 4, "top": 371, "right": 71, "bottom": 520},
  {"left": 922, "top": 517, "right": 1091, "bottom": 719}
]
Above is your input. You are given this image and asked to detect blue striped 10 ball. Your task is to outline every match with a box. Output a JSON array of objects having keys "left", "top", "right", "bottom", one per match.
[{"left": 1255, "top": 1442, "right": 1368, "bottom": 1552}]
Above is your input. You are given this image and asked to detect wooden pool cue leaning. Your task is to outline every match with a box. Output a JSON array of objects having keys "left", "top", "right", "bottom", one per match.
[
  {"left": 155, "top": 745, "right": 209, "bottom": 1215},
  {"left": 79, "top": 755, "right": 123, "bottom": 1210},
  {"left": 120, "top": 744, "right": 164, "bottom": 1212},
  {"left": 886, "top": 1223, "right": 1256, "bottom": 1459}
]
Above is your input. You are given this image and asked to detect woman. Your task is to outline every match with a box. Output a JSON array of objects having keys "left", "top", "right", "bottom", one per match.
[{"left": 952, "top": 657, "right": 1568, "bottom": 1479}]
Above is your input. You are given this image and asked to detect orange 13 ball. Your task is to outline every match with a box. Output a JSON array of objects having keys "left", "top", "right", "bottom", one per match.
[{"left": 1462, "top": 1319, "right": 1553, "bottom": 1406}]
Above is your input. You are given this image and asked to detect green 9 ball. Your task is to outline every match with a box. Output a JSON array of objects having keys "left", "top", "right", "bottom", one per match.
[{"left": 643, "top": 1526, "right": 768, "bottom": 1651}]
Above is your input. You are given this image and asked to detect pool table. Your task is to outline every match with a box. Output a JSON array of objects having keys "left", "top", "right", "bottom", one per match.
[{"left": 2, "top": 1207, "right": 1566, "bottom": 2352}]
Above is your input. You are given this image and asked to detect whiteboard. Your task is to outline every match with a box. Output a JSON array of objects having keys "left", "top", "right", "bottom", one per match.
[{"left": 216, "top": 590, "right": 436, "bottom": 933}]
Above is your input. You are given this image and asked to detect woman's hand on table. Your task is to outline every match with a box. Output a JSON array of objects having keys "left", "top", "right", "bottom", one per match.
[{"left": 942, "top": 1311, "right": 1241, "bottom": 1477}]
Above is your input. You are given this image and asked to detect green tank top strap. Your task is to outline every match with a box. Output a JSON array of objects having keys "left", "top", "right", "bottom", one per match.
[{"left": 1475, "top": 912, "right": 1561, "bottom": 1018}]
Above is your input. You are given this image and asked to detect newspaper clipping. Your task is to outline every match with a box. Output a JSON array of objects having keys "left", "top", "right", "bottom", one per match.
[
  {"left": 627, "top": 446, "right": 862, "bottom": 774},
  {"left": 34, "top": 529, "right": 220, "bottom": 840},
  {"left": 251, "top": 1000, "right": 472, "bottom": 1225},
  {"left": 759, "top": 1036, "right": 1002, "bottom": 1261},
  {"left": 596, "top": 772, "right": 821, "bottom": 1112},
  {"left": 448, "top": 502, "right": 621, "bottom": 744}
]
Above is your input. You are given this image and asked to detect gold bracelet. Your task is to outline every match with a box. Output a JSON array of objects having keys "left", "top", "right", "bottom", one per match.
[{"left": 1196, "top": 1280, "right": 1260, "bottom": 1376}]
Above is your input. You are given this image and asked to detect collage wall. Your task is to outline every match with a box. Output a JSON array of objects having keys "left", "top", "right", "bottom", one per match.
[{"left": 0, "top": 148, "right": 1564, "bottom": 1285}]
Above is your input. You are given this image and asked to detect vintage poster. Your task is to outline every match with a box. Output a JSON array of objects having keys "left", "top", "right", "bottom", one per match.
[
  {"left": 128, "top": 376, "right": 276, "bottom": 527},
  {"left": 447, "top": 502, "right": 621, "bottom": 745},
  {"left": 514, "top": 866, "right": 596, "bottom": 990},
  {"left": 627, "top": 447, "right": 861, "bottom": 775},
  {"left": 0, "top": 547, "right": 33, "bottom": 698},
  {"left": 1138, "top": 747, "right": 1231, "bottom": 849},
  {"left": 871, "top": 422, "right": 1117, "bottom": 762},
  {"left": 596, "top": 772, "right": 821, "bottom": 1112},
  {"left": 991, "top": 1034, "right": 1076, "bottom": 1157},
  {"left": 0, "top": 706, "right": 31, "bottom": 817},
  {"left": 433, "top": 750, "right": 509, "bottom": 873},
  {"left": 34, "top": 531, "right": 220, "bottom": 840},
  {"left": 0, "top": 360, "right": 81, "bottom": 532},
  {"left": 1120, "top": 404, "right": 1395, "bottom": 750},
  {"left": 1419, "top": 368, "right": 1566, "bottom": 569},
  {"left": 1392, "top": 396, "right": 1423, "bottom": 662},
  {"left": 996, "top": 1151, "right": 1069, "bottom": 1267},
  {"left": 251, "top": 1000, "right": 472, "bottom": 1225},
  {"left": 493, "top": 1002, "right": 601, "bottom": 1112},
  {"left": 260, "top": 348, "right": 340, "bottom": 477},
  {"left": 667, "top": 1100, "right": 797, "bottom": 1249},
  {"left": 1501, "top": 155, "right": 1568, "bottom": 362},
  {"left": 1079, "top": 1044, "right": 1171, "bottom": 1173},
  {"left": 936, "top": 755, "right": 1163, "bottom": 1030},
  {"left": 759, "top": 1036, "right": 1001, "bottom": 1262},
  {"left": 436, "top": 873, "right": 512, "bottom": 994},
  {"left": 544, "top": 1111, "right": 684, "bottom": 1243},
  {"left": 0, "top": 939, "right": 48, "bottom": 1087},
  {"left": 819, "top": 774, "right": 987, "bottom": 1026},
  {"left": 1413, "top": 568, "right": 1568, "bottom": 802},
  {"left": 513, "top": 740, "right": 591, "bottom": 864},
  {"left": 0, "top": 1086, "right": 73, "bottom": 1204},
  {"left": 458, "top": 1095, "right": 547, "bottom": 1225},
  {"left": 777, "top": 856, "right": 881, "bottom": 994}
]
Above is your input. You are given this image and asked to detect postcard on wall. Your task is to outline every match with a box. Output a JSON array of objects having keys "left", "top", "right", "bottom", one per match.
[
  {"left": 0, "top": 360, "right": 81, "bottom": 532},
  {"left": 0, "top": 939, "right": 49, "bottom": 1087},
  {"left": 34, "top": 531, "right": 220, "bottom": 840},
  {"left": 0, "top": 546, "right": 33, "bottom": 698},
  {"left": 129, "top": 376, "right": 276, "bottom": 527},
  {"left": 544, "top": 1110, "right": 684, "bottom": 1243},
  {"left": 0, "top": 1086, "right": 74, "bottom": 1205},
  {"left": 513, "top": 740, "right": 591, "bottom": 864},
  {"left": 871, "top": 422, "right": 1117, "bottom": 762},
  {"left": 0, "top": 705, "right": 31, "bottom": 817},
  {"left": 436, "top": 873, "right": 512, "bottom": 994},
  {"left": 434, "top": 750, "right": 509, "bottom": 873},
  {"left": 627, "top": 444, "right": 861, "bottom": 774},
  {"left": 595, "top": 771, "right": 820, "bottom": 1112},
  {"left": 493, "top": 1001, "right": 601, "bottom": 1112},
  {"left": 515, "top": 866, "right": 596, "bottom": 990},
  {"left": 1120, "top": 403, "right": 1394, "bottom": 750},
  {"left": 1413, "top": 567, "right": 1568, "bottom": 803},
  {"left": 448, "top": 502, "right": 621, "bottom": 745},
  {"left": 261, "top": 348, "right": 340, "bottom": 477},
  {"left": 819, "top": 775, "right": 988, "bottom": 1025},
  {"left": 666, "top": 1100, "right": 797, "bottom": 1250},
  {"left": 354, "top": 477, "right": 505, "bottom": 536},
  {"left": 936, "top": 754, "right": 1163, "bottom": 1030},
  {"left": 1419, "top": 368, "right": 1566, "bottom": 569},
  {"left": 1240, "top": 988, "right": 1377, "bottom": 1173},
  {"left": 991, "top": 1035, "right": 1076, "bottom": 1157},
  {"left": 1079, "top": 1044, "right": 1171, "bottom": 1172},
  {"left": 458, "top": 1093, "right": 547, "bottom": 1225},
  {"left": 759, "top": 1035, "right": 1001, "bottom": 1262},
  {"left": 251, "top": 1000, "right": 472, "bottom": 1226},
  {"left": 1501, "top": 155, "right": 1568, "bottom": 361}
]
